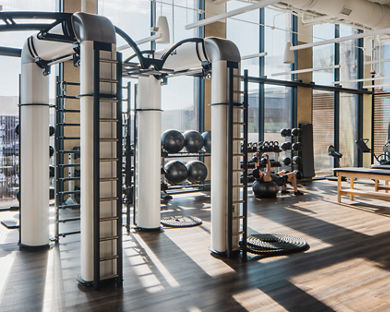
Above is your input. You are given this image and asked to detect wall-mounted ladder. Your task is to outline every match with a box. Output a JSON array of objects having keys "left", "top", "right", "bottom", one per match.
[
  {"left": 92, "top": 46, "right": 123, "bottom": 287},
  {"left": 55, "top": 78, "right": 81, "bottom": 240},
  {"left": 227, "top": 67, "right": 249, "bottom": 259}
]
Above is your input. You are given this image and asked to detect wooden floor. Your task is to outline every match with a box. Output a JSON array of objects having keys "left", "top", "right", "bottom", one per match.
[{"left": 1, "top": 180, "right": 390, "bottom": 311}]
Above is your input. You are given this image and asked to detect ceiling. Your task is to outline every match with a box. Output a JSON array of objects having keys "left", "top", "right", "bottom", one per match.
[{"left": 368, "top": 0, "right": 390, "bottom": 5}]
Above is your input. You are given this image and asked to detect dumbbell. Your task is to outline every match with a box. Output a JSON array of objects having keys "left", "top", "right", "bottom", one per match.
[
  {"left": 291, "top": 128, "right": 301, "bottom": 137},
  {"left": 273, "top": 141, "right": 281, "bottom": 152},
  {"left": 282, "top": 157, "right": 291, "bottom": 166},
  {"left": 293, "top": 156, "right": 301, "bottom": 165},
  {"left": 281, "top": 141, "right": 292, "bottom": 151},
  {"left": 263, "top": 141, "right": 270, "bottom": 152},
  {"left": 280, "top": 128, "right": 291, "bottom": 137},
  {"left": 292, "top": 142, "right": 303, "bottom": 151}
]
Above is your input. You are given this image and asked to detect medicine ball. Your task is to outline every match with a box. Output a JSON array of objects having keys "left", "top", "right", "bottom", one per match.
[
  {"left": 49, "top": 126, "right": 55, "bottom": 137},
  {"left": 186, "top": 160, "right": 208, "bottom": 183},
  {"left": 281, "top": 141, "right": 292, "bottom": 151},
  {"left": 184, "top": 130, "right": 203, "bottom": 153},
  {"left": 280, "top": 128, "right": 291, "bottom": 137},
  {"left": 252, "top": 180, "right": 279, "bottom": 198},
  {"left": 15, "top": 124, "right": 20, "bottom": 136},
  {"left": 164, "top": 160, "right": 188, "bottom": 185},
  {"left": 202, "top": 131, "right": 211, "bottom": 153},
  {"left": 49, "top": 146, "right": 54, "bottom": 157},
  {"left": 292, "top": 142, "right": 302, "bottom": 151},
  {"left": 291, "top": 128, "right": 301, "bottom": 137},
  {"left": 161, "top": 129, "right": 185, "bottom": 153}
]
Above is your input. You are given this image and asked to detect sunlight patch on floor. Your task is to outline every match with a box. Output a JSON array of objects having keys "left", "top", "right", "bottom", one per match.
[
  {"left": 163, "top": 223, "right": 236, "bottom": 277},
  {"left": 232, "top": 287, "right": 288, "bottom": 312}
]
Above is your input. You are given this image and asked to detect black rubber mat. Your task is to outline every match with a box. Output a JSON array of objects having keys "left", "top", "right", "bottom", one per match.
[
  {"left": 161, "top": 216, "right": 202, "bottom": 228},
  {"left": 246, "top": 233, "right": 309, "bottom": 255}
]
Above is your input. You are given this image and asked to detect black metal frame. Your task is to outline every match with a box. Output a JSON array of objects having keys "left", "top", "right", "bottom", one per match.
[{"left": 92, "top": 48, "right": 101, "bottom": 287}]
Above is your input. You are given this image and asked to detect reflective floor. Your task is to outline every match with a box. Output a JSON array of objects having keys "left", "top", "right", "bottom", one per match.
[{"left": 1, "top": 180, "right": 390, "bottom": 311}]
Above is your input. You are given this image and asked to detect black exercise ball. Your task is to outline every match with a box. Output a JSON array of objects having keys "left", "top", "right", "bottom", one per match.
[
  {"left": 161, "top": 129, "right": 185, "bottom": 153},
  {"left": 252, "top": 180, "right": 279, "bottom": 198},
  {"left": 49, "top": 146, "right": 54, "bottom": 157},
  {"left": 164, "top": 160, "right": 188, "bottom": 185},
  {"left": 49, "top": 126, "right": 55, "bottom": 137},
  {"left": 186, "top": 160, "right": 208, "bottom": 183},
  {"left": 183, "top": 130, "right": 203, "bottom": 153},
  {"left": 202, "top": 131, "right": 211, "bottom": 153}
]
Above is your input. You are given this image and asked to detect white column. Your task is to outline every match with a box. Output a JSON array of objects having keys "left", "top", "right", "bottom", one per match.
[
  {"left": 135, "top": 76, "right": 161, "bottom": 229},
  {"left": 210, "top": 60, "right": 228, "bottom": 253},
  {"left": 210, "top": 61, "right": 241, "bottom": 254},
  {"left": 20, "top": 61, "right": 50, "bottom": 247},
  {"left": 80, "top": 40, "right": 94, "bottom": 282}
]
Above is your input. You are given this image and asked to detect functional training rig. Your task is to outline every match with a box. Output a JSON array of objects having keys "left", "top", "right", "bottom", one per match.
[{"left": 0, "top": 10, "right": 249, "bottom": 288}]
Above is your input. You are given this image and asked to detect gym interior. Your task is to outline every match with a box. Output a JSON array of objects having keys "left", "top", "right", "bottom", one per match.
[{"left": 1, "top": 0, "right": 390, "bottom": 311}]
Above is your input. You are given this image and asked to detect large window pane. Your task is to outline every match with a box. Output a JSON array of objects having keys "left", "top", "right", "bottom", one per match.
[
  {"left": 264, "top": 8, "right": 291, "bottom": 80},
  {"left": 312, "top": 91, "right": 334, "bottom": 175},
  {"left": 313, "top": 24, "right": 334, "bottom": 85},
  {"left": 373, "top": 94, "right": 390, "bottom": 157},
  {"left": 264, "top": 85, "right": 292, "bottom": 141},
  {"left": 339, "top": 93, "right": 358, "bottom": 167},
  {"left": 161, "top": 76, "right": 198, "bottom": 131}
]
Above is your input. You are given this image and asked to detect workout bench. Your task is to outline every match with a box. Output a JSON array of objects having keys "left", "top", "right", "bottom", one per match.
[{"left": 334, "top": 168, "right": 390, "bottom": 203}]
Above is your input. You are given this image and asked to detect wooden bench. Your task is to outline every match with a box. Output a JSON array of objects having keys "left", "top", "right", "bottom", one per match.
[{"left": 333, "top": 168, "right": 390, "bottom": 203}]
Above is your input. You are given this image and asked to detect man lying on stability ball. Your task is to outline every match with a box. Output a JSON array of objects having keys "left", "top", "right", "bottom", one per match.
[{"left": 252, "top": 153, "right": 303, "bottom": 196}]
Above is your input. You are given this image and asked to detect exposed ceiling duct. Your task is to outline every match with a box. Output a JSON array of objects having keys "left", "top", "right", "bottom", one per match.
[{"left": 281, "top": 0, "right": 390, "bottom": 29}]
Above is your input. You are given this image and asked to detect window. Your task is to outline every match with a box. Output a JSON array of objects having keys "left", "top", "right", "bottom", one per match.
[
  {"left": 313, "top": 24, "right": 335, "bottom": 85},
  {"left": 264, "top": 8, "right": 292, "bottom": 80},
  {"left": 0, "top": 1, "right": 57, "bottom": 200},
  {"left": 264, "top": 86, "right": 292, "bottom": 141},
  {"left": 312, "top": 91, "right": 334, "bottom": 175}
]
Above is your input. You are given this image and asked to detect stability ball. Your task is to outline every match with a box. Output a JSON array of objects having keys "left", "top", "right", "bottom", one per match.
[
  {"left": 186, "top": 160, "right": 208, "bottom": 183},
  {"left": 161, "top": 129, "right": 185, "bottom": 153},
  {"left": 164, "top": 160, "right": 188, "bottom": 185},
  {"left": 202, "top": 131, "right": 211, "bottom": 153},
  {"left": 184, "top": 130, "right": 203, "bottom": 153},
  {"left": 252, "top": 180, "right": 279, "bottom": 198}
]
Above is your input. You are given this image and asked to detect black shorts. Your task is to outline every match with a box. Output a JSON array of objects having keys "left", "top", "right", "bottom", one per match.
[{"left": 271, "top": 173, "right": 288, "bottom": 186}]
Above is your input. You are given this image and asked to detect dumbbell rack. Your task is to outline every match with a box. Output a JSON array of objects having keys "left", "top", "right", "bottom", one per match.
[{"left": 55, "top": 77, "right": 81, "bottom": 240}]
